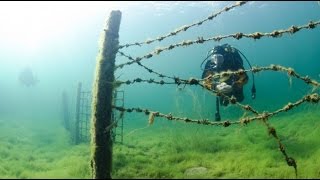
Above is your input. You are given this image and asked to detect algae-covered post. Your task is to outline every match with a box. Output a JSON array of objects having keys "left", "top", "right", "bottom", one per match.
[
  {"left": 75, "top": 82, "right": 82, "bottom": 144},
  {"left": 62, "top": 91, "right": 70, "bottom": 131},
  {"left": 90, "top": 10, "right": 122, "bottom": 179}
]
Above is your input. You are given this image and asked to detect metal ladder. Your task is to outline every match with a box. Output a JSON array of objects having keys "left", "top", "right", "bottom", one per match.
[
  {"left": 112, "top": 90, "right": 124, "bottom": 144},
  {"left": 79, "top": 91, "right": 91, "bottom": 142}
]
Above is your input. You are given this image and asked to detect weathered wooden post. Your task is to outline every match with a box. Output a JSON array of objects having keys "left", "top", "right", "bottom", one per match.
[
  {"left": 75, "top": 82, "right": 82, "bottom": 144},
  {"left": 62, "top": 91, "right": 70, "bottom": 131},
  {"left": 90, "top": 10, "right": 122, "bottom": 179}
]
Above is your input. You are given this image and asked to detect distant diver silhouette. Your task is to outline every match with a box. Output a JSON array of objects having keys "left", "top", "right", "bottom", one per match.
[{"left": 18, "top": 67, "right": 39, "bottom": 87}]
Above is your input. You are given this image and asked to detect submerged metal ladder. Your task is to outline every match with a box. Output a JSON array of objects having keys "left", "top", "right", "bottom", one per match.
[
  {"left": 79, "top": 90, "right": 91, "bottom": 142},
  {"left": 75, "top": 82, "right": 91, "bottom": 144},
  {"left": 74, "top": 83, "right": 124, "bottom": 144},
  {"left": 112, "top": 90, "right": 124, "bottom": 144}
]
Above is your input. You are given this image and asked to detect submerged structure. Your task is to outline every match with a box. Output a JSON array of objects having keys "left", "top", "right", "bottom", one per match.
[
  {"left": 18, "top": 67, "right": 39, "bottom": 87},
  {"left": 90, "top": 10, "right": 122, "bottom": 179},
  {"left": 79, "top": 1, "right": 320, "bottom": 179}
]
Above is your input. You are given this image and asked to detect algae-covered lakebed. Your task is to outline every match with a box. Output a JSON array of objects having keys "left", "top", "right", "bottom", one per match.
[
  {"left": 1, "top": 108, "right": 320, "bottom": 178},
  {"left": 0, "top": 1, "right": 320, "bottom": 179}
]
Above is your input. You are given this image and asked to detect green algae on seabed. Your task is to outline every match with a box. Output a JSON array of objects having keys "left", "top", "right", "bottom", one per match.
[{"left": 0, "top": 108, "right": 319, "bottom": 178}]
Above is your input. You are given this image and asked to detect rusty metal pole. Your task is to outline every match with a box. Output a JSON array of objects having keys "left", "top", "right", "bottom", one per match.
[{"left": 90, "top": 10, "right": 122, "bottom": 179}]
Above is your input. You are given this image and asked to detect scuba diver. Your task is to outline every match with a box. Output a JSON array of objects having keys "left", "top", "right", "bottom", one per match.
[
  {"left": 201, "top": 43, "right": 256, "bottom": 121},
  {"left": 18, "top": 67, "right": 39, "bottom": 87}
]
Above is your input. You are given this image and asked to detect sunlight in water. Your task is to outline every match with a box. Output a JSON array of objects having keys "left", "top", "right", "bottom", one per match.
[
  {"left": 0, "top": 1, "right": 119, "bottom": 63},
  {"left": 0, "top": 1, "right": 223, "bottom": 64}
]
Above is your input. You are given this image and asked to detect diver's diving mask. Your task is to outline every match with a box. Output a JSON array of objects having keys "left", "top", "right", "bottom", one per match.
[{"left": 211, "top": 54, "right": 224, "bottom": 67}]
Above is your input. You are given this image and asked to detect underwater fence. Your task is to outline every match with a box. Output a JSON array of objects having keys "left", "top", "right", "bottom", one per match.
[
  {"left": 70, "top": 1, "right": 320, "bottom": 179},
  {"left": 73, "top": 82, "right": 92, "bottom": 144},
  {"left": 73, "top": 84, "right": 124, "bottom": 145}
]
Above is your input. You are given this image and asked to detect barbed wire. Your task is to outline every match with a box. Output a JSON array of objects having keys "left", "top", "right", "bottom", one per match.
[
  {"left": 114, "top": 64, "right": 320, "bottom": 90},
  {"left": 112, "top": 92, "right": 319, "bottom": 177},
  {"left": 118, "top": 1, "right": 248, "bottom": 49},
  {"left": 116, "top": 20, "right": 320, "bottom": 69},
  {"left": 117, "top": 51, "right": 320, "bottom": 97},
  {"left": 112, "top": 92, "right": 319, "bottom": 127},
  {"left": 112, "top": 63, "right": 319, "bottom": 176},
  {"left": 113, "top": 64, "right": 319, "bottom": 118},
  {"left": 108, "top": 3, "right": 320, "bottom": 177},
  {"left": 261, "top": 119, "right": 298, "bottom": 177},
  {"left": 117, "top": 51, "right": 175, "bottom": 80},
  {"left": 112, "top": 91, "right": 319, "bottom": 135}
]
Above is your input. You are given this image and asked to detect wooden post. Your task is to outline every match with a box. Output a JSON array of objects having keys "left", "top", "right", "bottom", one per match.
[
  {"left": 90, "top": 10, "right": 122, "bottom": 179},
  {"left": 62, "top": 91, "right": 70, "bottom": 131},
  {"left": 75, "top": 82, "right": 82, "bottom": 144}
]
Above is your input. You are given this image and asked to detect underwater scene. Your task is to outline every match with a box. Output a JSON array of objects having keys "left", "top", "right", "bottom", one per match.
[{"left": 0, "top": 1, "right": 320, "bottom": 179}]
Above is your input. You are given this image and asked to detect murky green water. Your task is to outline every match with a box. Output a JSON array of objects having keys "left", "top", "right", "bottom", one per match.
[{"left": 0, "top": 1, "right": 319, "bottom": 178}]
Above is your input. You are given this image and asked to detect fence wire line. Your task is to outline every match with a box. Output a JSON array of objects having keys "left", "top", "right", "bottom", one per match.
[
  {"left": 112, "top": 93, "right": 319, "bottom": 127},
  {"left": 112, "top": 64, "right": 320, "bottom": 125},
  {"left": 109, "top": 3, "right": 320, "bottom": 177},
  {"left": 112, "top": 66, "right": 319, "bottom": 177},
  {"left": 112, "top": 91, "right": 319, "bottom": 177},
  {"left": 116, "top": 20, "right": 320, "bottom": 69},
  {"left": 114, "top": 64, "right": 320, "bottom": 90},
  {"left": 118, "top": 1, "right": 248, "bottom": 49}
]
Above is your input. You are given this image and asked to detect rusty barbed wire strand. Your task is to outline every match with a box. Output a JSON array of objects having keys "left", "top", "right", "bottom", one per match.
[
  {"left": 112, "top": 92, "right": 319, "bottom": 176},
  {"left": 111, "top": 93, "right": 319, "bottom": 127},
  {"left": 113, "top": 74, "right": 262, "bottom": 116},
  {"left": 115, "top": 20, "right": 320, "bottom": 69},
  {"left": 112, "top": 105, "right": 240, "bottom": 127},
  {"left": 117, "top": 51, "right": 320, "bottom": 92},
  {"left": 249, "top": 65, "right": 320, "bottom": 87},
  {"left": 114, "top": 65, "right": 320, "bottom": 93},
  {"left": 112, "top": 64, "right": 320, "bottom": 175},
  {"left": 202, "top": 64, "right": 320, "bottom": 88},
  {"left": 233, "top": 92, "right": 318, "bottom": 176},
  {"left": 111, "top": 8, "right": 320, "bottom": 176},
  {"left": 118, "top": 1, "right": 248, "bottom": 49},
  {"left": 262, "top": 119, "right": 298, "bottom": 178},
  {"left": 117, "top": 51, "right": 174, "bottom": 80},
  {"left": 113, "top": 65, "right": 319, "bottom": 116},
  {"left": 239, "top": 93, "right": 319, "bottom": 124}
]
